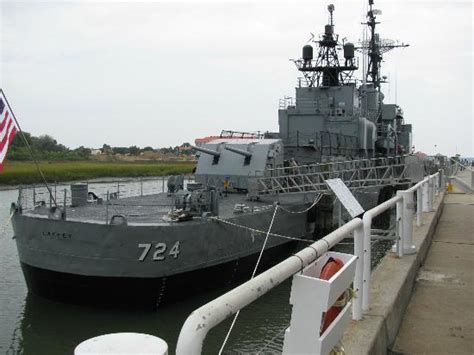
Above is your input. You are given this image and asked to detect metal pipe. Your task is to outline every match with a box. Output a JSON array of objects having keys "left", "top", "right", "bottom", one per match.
[
  {"left": 192, "top": 145, "right": 220, "bottom": 157},
  {"left": 176, "top": 218, "right": 363, "bottom": 355},
  {"left": 398, "top": 190, "right": 416, "bottom": 255},
  {"left": 396, "top": 197, "right": 404, "bottom": 258},
  {"left": 224, "top": 146, "right": 252, "bottom": 158},
  {"left": 361, "top": 194, "right": 401, "bottom": 310},
  {"left": 416, "top": 184, "right": 422, "bottom": 227},
  {"left": 353, "top": 224, "right": 364, "bottom": 320},
  {"left": 62, "top": 189, "right": 67, "bottom": 220},
  {"left": 106, "top": 190, "right": 109, "bottom": 224}
]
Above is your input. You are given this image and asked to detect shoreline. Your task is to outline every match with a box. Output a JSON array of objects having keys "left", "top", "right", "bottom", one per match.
[
  {"left": 0, "top": 160, "right": 196, "bottom": 187},
  {"left": 0, "top": 174, "right": 195, "bottom": 192}
]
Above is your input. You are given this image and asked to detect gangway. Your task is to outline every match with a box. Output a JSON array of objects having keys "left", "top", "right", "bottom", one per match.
[{"left": 249, "top": 155, "right": 422, "bottom": 196}]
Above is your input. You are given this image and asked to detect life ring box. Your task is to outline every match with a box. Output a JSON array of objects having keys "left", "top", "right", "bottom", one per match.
[{"left": 283, "top": 251, "right": 357, "bottom": 355}]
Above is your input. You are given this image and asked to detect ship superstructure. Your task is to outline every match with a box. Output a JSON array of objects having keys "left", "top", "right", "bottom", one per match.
[{"left": 278, "top": 2, "right": 410, "bottom": 165}]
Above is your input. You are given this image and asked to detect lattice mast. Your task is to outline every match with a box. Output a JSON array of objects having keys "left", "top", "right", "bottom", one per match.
[
  {"left": 294, "top": 4, "right": 358, "bottom": 87},
  {"left": 359, "top": 0, "right": 409, "bottom": 90}
]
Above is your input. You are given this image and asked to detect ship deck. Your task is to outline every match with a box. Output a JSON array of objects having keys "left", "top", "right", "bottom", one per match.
[{"left": 23, "top": 192, "right": 291, "bottom": 225}]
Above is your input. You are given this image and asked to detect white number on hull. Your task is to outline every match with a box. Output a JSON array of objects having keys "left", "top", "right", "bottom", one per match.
[
  {"left": 138, "top": 243, "right": 152, "bottom": 261},
  {"left": 169, "top": 241, "right": 180, "bottom": 259},
  {"left": 138, "top": 241, "right": 180, "bottom": 261},
  {"left": 153, "top": 243, "right": 167, "bottom": 261}
]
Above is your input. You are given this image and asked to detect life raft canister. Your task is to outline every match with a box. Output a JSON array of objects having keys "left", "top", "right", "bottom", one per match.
[{"left": 320, "top": 257, "right": 345, "bottom": 335}]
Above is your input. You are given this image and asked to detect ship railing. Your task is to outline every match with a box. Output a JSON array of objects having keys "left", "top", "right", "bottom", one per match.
[
  {"left": 16, "top": 175, "right": 192, "bottom": 216},
  {"left": 254, "top": 159, "right": 408, "bottom": 195},
  {"left": 296, "top": 75, "right": 359, "bottom": 88},
  {"left": 175, "top": 170, "right": 443, "bottom": 354},
  {"left": 254, "top": 154, "right": 408, "bottom": 180},
  {"left": 279, "top": 96, "right": 295, "bottom": 110}
]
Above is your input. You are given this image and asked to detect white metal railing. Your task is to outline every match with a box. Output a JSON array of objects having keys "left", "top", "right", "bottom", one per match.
[{"left": 175, "top": 169, "right": 444, "bottom": 354}]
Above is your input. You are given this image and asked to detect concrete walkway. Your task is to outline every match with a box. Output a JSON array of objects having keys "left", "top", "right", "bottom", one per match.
[{"left": 391, "top": 193, "right": 474, "bottom": 354}]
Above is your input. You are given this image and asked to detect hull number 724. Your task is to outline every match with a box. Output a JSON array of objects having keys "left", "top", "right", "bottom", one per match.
[{"left": 138, "top": 241, "right": 181, "bottom": 261}]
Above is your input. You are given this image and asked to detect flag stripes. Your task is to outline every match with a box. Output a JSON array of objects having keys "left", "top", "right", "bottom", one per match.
[{"left": 0, "top": 94, "right": 18, "bottom": 172}]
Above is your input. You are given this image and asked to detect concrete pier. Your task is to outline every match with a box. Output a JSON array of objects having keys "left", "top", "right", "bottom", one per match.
[
  {"left": 343, "top": 172, "right": 474, "bottom": 354},
  {"left": 391, "top": 193, "right": 474, "bottom": 354}
]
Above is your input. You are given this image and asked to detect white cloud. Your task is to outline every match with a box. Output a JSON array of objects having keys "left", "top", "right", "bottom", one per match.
[{"left": 1, "top": 0, "right": 472, "bottom": 156}]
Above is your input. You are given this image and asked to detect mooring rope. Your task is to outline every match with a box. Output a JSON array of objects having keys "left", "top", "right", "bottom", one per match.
[
  {"left": 277, "top": 193, "right": 323, "bottom": 214},
  {"left": 1, "top": 211, "right": 15, "bottom": 235},
  {"left": 218, "top": 205, "right": 279, "bottom": 355},
  {"left": 256, "top": 322, "right": 290, "bottom": 354},
  {"left": 210, "top": 216, "right": 313, "bottom": 244}
]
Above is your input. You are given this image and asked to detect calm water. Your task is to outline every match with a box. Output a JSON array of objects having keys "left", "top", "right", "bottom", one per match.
[
  {"left": 0, "top": 180, "right": 392, "bottom": 354},
  {"left": 0, "top": 181, "right": 293, "bottom": 354}
]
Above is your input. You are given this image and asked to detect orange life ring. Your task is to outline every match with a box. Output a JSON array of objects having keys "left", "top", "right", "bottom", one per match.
[{"left": 320, "top": 257, "right": 344, "bottom": 335}]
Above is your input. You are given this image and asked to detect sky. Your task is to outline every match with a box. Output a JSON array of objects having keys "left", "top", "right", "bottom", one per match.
[{"left": 1, "top": 0, "right": 472, "bottom": 157}]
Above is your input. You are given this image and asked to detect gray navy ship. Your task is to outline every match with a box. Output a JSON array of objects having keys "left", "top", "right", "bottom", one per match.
[{"left": 11, "top": 1, "right": 418, "bottom": 308}]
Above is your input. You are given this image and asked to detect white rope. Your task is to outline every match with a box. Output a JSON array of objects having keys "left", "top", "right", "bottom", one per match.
[
  {"left": 218, "top": 206, "right": 279, "bottom": 355},
  {"left": 210, "top": 216, "right": 312, "bottom": 244},
  {"left": 1, "top": 210, "right": 15, "bottom": 235},
  {"left": 277, "top": 194, "right": 323, "bottom": 214},
  {"left": 256, "top": 322, "right": 290, "bottom": 354}
]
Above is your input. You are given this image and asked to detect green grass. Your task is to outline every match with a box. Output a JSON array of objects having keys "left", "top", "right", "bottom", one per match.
[{"left": 0, "top": 161, "right": 195, "bottom": 185}]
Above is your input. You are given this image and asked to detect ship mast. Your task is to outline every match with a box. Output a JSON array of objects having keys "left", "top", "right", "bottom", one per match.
[{"left": 360, "top": 0, "right": 409, "bottom": 90}]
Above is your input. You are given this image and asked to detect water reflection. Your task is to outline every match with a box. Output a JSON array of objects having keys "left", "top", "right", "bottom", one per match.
[{"left": 7, "top": 280, "right": 292, "bottom": 354}]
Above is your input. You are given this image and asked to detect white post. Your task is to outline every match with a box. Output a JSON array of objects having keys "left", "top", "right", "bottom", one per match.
[
  {"left": 353, "top": 225, "right": 364, "bottom": 320},
  {"left": 422, "top": 180, "right": 430, "bottom": 212},
  {"left": 428, "top": 177, "right": 434, "bottom": 210},
  {"left": 434, "top": 174, "right": 440, "bottom": 196},
  {"left": 396, "top": 195, "right": 404, "bottom": 258},
  {"left": 399, "top": 190, "right": 416, "bottom": 255},
  {"left": 416, "top": 186, "right": 422, "bottom": 227},
  {"left": 362, "top": 213, "right": 372, "bottom": 311}
]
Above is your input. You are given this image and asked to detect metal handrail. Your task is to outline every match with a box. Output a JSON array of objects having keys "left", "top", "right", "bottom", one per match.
[
  {"left": 176, "top": 169, "right": 443, "bottom": 354},
  {"left": 176, "top": 218, "right": 364, "bottom": 354}
]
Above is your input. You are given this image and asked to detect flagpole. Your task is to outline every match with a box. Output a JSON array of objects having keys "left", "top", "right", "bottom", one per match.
[{"left": 0, "top": 89, "right": 58, "bottom": 208}]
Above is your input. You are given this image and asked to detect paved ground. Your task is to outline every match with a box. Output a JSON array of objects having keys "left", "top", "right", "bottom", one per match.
[{"left": 391, "top": 192, "right": 474, "bottom": 354}]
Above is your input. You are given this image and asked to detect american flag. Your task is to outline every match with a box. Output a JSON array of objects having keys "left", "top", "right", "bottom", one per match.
[{"left": 0, "top": 91, "right": 18, "bottom": 172}]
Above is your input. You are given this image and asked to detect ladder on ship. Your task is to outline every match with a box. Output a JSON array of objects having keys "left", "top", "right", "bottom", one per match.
[{"left": 250, "top": 155, "right": 414, "bottom": 196}]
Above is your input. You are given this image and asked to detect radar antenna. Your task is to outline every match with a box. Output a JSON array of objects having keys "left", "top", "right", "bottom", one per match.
[
  {"left": 357, "top": 0, "right": 409, "bottom": 89},
  {"left": 293, "top": 4, "right": 358, "bottom": 87}
]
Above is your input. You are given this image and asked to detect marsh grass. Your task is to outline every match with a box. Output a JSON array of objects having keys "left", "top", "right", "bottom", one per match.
[{"left": 0, "top": 161, "right": 195, "bottom": 185}]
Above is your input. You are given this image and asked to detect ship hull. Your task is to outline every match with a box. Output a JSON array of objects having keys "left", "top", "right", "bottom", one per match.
[
  {"left": 12, "top": 187, "right": 385, "bottom": 309},
  {"left": 12, "top": 204, "right": 310, "bottom": 309},
  {"left": 20, "top": 240, "right": 297, "bottom": 309}
]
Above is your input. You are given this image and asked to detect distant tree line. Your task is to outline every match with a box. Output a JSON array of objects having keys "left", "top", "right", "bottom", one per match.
[
  {"left": 8, "top": 132, "right": 195, "bottom": 161},
  {"left": 9, "top": 133, "right": 91, "bottom": 161}
]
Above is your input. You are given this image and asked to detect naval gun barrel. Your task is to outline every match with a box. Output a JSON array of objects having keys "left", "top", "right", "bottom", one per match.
[
  {"left": 192, "top": 146, "right": 220, "bottom": 157},
  {"left": 224, "top": 146, "right": 252, "bottom": 158}
]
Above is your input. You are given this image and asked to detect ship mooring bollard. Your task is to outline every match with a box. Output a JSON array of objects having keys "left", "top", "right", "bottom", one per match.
[{"left": 74, "top": 333, "right": 168, "bottom": 355}]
